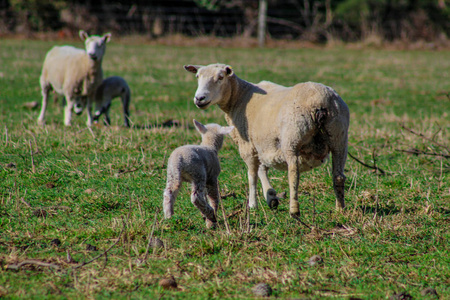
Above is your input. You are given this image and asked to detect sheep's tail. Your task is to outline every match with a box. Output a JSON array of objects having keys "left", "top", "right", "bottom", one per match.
[{"left": 314, "top": 107, "right": 328, "bottom": 133}]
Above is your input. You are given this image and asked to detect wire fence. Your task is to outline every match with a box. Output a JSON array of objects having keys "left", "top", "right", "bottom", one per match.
[{"left": 0, "top": 0, "right": 449, "bottom": 43}]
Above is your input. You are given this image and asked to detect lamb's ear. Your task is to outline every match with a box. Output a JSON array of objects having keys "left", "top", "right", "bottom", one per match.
[
  {"left": 193, "top": 119, "right": 207, "bottom": 134},
  {"left": 184, "top": 65, "right": 201, "bottom": 74},
  {"left": 225, "top": 66, "right": 234, "bottom": 77},
  {"left": 220, "top": 126, "right": 234, "bottom": 135},
  {"left": 79, "top": 30, "right": 89, "bottom": 41},
  {"left": 103, "top": 33, "right": 111, "bottom": 43}
]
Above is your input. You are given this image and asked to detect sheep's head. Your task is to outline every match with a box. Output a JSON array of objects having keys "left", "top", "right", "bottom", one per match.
[
  {"left": 79, "top": 30, "right": 111, "bottom": 61},
  {"left": 184, "top": 64, "right": 234, "bottom": 110}
]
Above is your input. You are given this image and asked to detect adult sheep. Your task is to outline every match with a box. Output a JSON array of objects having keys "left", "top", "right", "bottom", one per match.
[
  {"left": 184, "top": 63, "right": 349, "bottom": 217},
  {"left": 37, "top": 30, "right": 111, "bottom": 126}
]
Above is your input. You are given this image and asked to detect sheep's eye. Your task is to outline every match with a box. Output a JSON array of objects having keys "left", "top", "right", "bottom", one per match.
[{"left": 218, "top": 75, "right": 224, "bottom": 81}]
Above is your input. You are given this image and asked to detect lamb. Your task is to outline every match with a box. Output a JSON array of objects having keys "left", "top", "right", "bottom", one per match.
[
  {"left": 90, "top": 76, "right": 131, "bottom": 127},
  {"left": 37, "top": 30, "right": 111, "bottom": 126},
  {"left": 163, "top": 119, "right": 234, "bottom": 228},
  {"left": 184, "top": 63, "right": 350, "bottom": 218}
]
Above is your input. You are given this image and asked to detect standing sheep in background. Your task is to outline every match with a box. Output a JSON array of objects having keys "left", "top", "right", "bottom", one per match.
[
  {"left": 184, "top": 63, "right": 349, "bottom": 218},
  {"left": 91, "top": 76, "right": 131, "bottom": 127},
  {"left": 163, "top": 120, "right": 234, "bottom": 229},
  {"left": 37, "top": 30, "right": 111, "bottom": 126}
]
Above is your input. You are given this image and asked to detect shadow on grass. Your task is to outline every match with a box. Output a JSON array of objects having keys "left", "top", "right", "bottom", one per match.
[
  {"left": 132, "top": 119, "right": 188, "bottom": 130},
  {"left": 358, "top": 205, "right": 416, "bottom": 216}
]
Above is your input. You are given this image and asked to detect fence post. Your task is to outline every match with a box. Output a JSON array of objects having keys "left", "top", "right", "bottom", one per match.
[{"left": 258, "top": 0, "right": 267, "bottom": 47}]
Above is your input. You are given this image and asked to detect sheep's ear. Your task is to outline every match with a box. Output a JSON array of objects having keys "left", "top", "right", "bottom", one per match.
[
  {"left": 220, "top": 126, "right": 234, "bottom": 135},
  {"left": 103, "top": 33, "right": 111, "bottom": 43},
  {"left": 193, "top": 119, "right": 207, "bottom": 134},
  {"left": 79, "top": 30, "right": 89, "bottom": 41},
  {"left": 225, "top": 66, "right": 233, "bottom": 77},
  {"left": 184, "top": 65, "right": 200, "bottom": 74}
]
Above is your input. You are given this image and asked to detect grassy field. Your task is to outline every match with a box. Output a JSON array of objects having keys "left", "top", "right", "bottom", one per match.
[{"left": 0, "top": 38, "right": 449, "bottom": 299}]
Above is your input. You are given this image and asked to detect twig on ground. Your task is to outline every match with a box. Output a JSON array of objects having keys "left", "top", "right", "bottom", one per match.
[
  {"left": 20, "top": 197, "right": 32, "bottom": 207},
  {"left": 29, "top": 140, "right": 36, "bottom": 173},
  {"left": 348, "top": 152, "right": 386, "bottom": 175},
  {"left": 395, "top": 149, "right": 450, "bottom": 158},
  {"left": 219, "top": 196, "right": 231, "bottom": 235},
  {"left": 115, "top": 165, "right": 142, "bottom": 177},
  {"left": 143, "top": 208, "right": 159, "bottom": 261},
  {"left": 290, "top": 214, "right": 312, "bottom": 230},
  {"left": 6, "top": 259, "right": 61, "bottom": 271},
  {"left": 226, "top": 209, "right": 242, "bottom": 219},
  {"left": 400, "top": 123, "right": 450, "bottom": 152}
]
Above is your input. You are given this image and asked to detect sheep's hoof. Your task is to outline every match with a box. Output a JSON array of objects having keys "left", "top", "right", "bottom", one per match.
[
  {"left": 266, "top": 189, "right": 279, "bottom": 210},
  {"left": 290, "top": 211, "right": 301, "bottom": 219},
  {"left": 205, "top": 219, "right": 217, "bottom": 229}
]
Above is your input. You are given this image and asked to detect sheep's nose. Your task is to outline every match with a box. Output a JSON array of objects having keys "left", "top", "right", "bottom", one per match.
[{"left": 195, "top": 95, "right": 206, "bottom": 101}]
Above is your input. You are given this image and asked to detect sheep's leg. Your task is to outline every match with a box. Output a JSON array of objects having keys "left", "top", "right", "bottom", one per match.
[
  {"left": 38, "top": 87, "right": 50, "bottom": 126},
  {"left": 330, "top": 134, "right": 348, "bottom": 211},
  {"left": 244, "top": 157, "right": 260, "bottom": 209},
  {"left": 191, "top": 183, "right": 217, "bottom": 229},
  {"left": 258, "top": 165, "right": 279, "bottom": 209},
  {"left": 286, "top": 153, "right": 300, "bottom": 217},
  {"left": 163, "top": 181, "right": 181, "bottom": 219},
  {"left": 104, "top": 105, "right": 111, "bottom": 126},
  {"left": 64, "top": 96, "right": 74, "bottom": 126},
  {"left": 122, "top": 93, "right": 131, "bottom": 127},
  {"left": 86, "top": 97, "right": 94, "bottom": 127},
  {"left": 206, "top": 180, "right": 220, "bottom": 213}
]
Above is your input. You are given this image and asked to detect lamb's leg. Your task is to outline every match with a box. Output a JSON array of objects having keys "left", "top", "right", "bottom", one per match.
[
  {"left": 38, "top": 84, "right": 50, "bottom": 126},
  {"left": 191, "top": 182, "right": 216, "bottom": 228},
  {"left": 286, "top": 153, "right": 300, "bottom": 217},
  {"left": 206, "top": 180, "right": 220, "bottom": 213},
  {"left": 330, "top": 133, "right": 348, "bottom": 210},
  {"left": 163, "top": 181, "right": 181, "bottom": 219},
  {"left": 104, "top": 105, "right": 111, "bottom": 126},
  {"left": 122, "top": 93, "right": 130, "bottom": 127},
  {"left": 258, "top": 165, "right": 279, "bottom": 209}
]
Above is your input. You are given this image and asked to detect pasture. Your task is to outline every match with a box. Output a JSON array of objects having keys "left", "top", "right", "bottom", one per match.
[{"left": 0, "top": 38, "right": 449, "bottom": 299}]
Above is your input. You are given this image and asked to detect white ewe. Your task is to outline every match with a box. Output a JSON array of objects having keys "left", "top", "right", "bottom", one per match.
[
  {"left": 38, "top": 30, "right": 111, "bottom": 126},
  {"left": 184, "top": 63, "right": 350, "bottom": 217},
  {"left": 91, "top": 76, "right": 131, "bottom": 127},
  {"left": 163, "top": 119, "right": 234, "bottom": 228}
]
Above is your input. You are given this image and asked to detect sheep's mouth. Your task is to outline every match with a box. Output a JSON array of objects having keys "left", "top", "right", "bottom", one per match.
[{"left": 195, "top": 101, "right": 210, "bottom": 109}]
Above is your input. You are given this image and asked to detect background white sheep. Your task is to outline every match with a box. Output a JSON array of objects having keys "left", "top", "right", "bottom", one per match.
[
  {"left": 37, "top": 30, "right": 111, "bottom": 126},
  {"left": 163, "top": 119, "right": 234, "bottom": 228},
  {"left": 185, "top": 63, "right": 350, "bottom": 218}
]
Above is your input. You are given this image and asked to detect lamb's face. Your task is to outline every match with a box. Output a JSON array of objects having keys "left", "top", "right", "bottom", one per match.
[
  {"left": 79, "top": 30, "right": 111, "bottom": 61},
  {"left": 73, "top": 97, "right": 87, "bottom": 115},
  {"left": 93, "top": 99, "right": 111, "bottom": 121},
  {"left": 185, "top": 64, "right": 233, "bottom": 110}
]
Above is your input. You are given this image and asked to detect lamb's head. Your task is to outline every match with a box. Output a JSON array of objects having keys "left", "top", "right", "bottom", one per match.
[
  {"left": 79, "top": 30, "right": 111, "bottom": 61},
  {"left": 93, "top": 99, "right": 111, "bottom": 122},
  {"left": 184, "top": 64, "right": 234, "bottom": 109},
  {"left": 193, "top": 119, "right": 234, "bottom": 151},
  {"left": 74, "top": 97, "right": 87, "bottom": 115}
]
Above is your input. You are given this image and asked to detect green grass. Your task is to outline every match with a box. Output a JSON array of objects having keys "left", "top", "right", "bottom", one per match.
[{"left": 0, "top": 38, "right": 449, "bottom": 299}]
